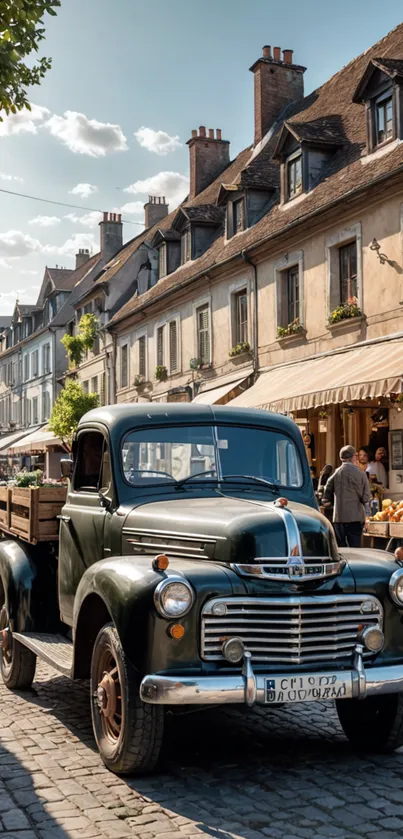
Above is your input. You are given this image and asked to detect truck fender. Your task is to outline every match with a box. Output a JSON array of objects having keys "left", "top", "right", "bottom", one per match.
[
  {"left": 0, "top": 539, "right": 41, "bottom": 632},
  {"left": 72, "top": 555, "right": 164, "bottom": 679}
]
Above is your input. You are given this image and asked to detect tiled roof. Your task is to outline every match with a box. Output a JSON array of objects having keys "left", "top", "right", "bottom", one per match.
[
  {"left": 46, "top": 267, "right": 74, "bottom": 290},
  {"left": 49, "top": 253, "right": 103, "bottom": 326},
  {"left": 178, "top": 205, "right": 225, "bottom": 225},
  {"left": 108, "top": 22, "right": 403, "bottom": 327},
  {"left": 372, "top": 57, "right": 403, "bottom": 77}
]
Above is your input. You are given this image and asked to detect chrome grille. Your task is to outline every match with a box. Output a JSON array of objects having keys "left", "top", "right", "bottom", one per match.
[{"left": 201, "top": 595, "right": 383, "bottom": 666}]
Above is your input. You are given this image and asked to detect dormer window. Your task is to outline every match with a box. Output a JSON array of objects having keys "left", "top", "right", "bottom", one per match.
[
  {"left": 173, "top": 206, "right": 224, "bottom": 263},
  {"left": 151, "top": 229, "right": 181, "bottom": 280},
  {"left": 158, "top": 243, "right": 167, "bottom": 279},
  {"left": 287, "top": 151, "right": 302, "bottom": 200},
  {"left": 181, "top": 229, "right": 191, "bottom": 264},
  {"left": 233, "top": 198, "right": 244, "bottom": 234},
  {"left": 375, "top": 90, "right": 393, "bottom": 146}
]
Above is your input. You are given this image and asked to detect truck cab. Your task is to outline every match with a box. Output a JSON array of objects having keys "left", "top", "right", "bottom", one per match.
[{"left": 1, "top": 403, "right": 403, "bottom": 775}]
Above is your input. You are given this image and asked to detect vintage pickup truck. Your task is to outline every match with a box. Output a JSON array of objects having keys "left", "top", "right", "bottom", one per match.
[{"left": 1, "top": 403, "right": 403, "bottom": 775}]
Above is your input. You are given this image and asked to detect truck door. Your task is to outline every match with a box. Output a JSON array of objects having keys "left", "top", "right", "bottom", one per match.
[{"left": 58, "top": 428, "right": 112, "bottom": 625}]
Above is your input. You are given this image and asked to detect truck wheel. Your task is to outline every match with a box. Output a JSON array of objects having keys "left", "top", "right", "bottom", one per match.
[
  {"left": 0, "top": 606, "right": 36, "bottom": 690},
  {"left": 336, "top": 694, "right": 403, "bottom": 752},
  {"left": 90, "top": 623, "right": 164, "bottom": 775}
]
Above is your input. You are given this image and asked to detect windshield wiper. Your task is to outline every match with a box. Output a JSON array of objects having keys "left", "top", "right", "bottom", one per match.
[
  {"left": 175, "top": 472, "right": 279, "bottom": 492},
  {"left": 219, "top": 474, "right": 279, "bottom": 492}
]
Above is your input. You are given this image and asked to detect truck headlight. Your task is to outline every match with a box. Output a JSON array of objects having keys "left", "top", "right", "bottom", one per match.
[
  {"left": 389, "top": 568, "right": 403, "bottom": 606},
  {"left": 154, "top": 579, "right": 194, "bottom": 618}
]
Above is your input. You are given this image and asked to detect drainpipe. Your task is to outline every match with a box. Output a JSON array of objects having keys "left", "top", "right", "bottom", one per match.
[
  {"left": 241, "top": 250, "right": 258, "bottom": 376},
  {"left": 49, "top": 328, "right": 57, "bottom": 407}
]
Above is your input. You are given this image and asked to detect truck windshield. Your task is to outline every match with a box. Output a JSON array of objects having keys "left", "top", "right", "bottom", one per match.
[{"left": 121, "top": 424, "right": 303, "bottom": 489}]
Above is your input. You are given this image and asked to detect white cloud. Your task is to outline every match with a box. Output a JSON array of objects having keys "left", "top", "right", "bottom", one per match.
[
  {"left": 0, "top": 284, "right": 41, "bottom": 314},
  {"left": 44, "top": 232, "right": 97, "bottom": 257},
  {"left": 29, "top": 215, "right": 61, "bottom": 227},
  {"left": 0, "top": 258, "right": 11, "bottom": 269},
  {"left": 0, "top": 172, "right": 24, "bottom": 183},
  {"left": 0, "top": 104, "right": 50, "bottom": 137},
  {"left": 120, "top": 201, "right": 144, "bottom": 216},
  {"left": 0, "top": 230, "right": 42, "bottom": 258},
  {"left": 135, "top": 127, "right": 182, "bottom": 156},
  {"left": 20, "top": 269, "right": 39, "bottom": 275},
  {"left": 46, "top": 110, "right": 128, "bottom": 157},
  {"left": 68, "top": 182, "right": 98, "bottom": 199},
  {"left": 124, "top": 171, "right": 189, "bottom": 210},
  {"left": 64, "top": 211, "right": 102, "bottom": 229}
]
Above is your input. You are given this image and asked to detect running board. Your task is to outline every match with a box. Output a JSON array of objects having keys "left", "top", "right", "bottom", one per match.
[{"left": 13, "top": 632, "right": 73, "bottom": 677}]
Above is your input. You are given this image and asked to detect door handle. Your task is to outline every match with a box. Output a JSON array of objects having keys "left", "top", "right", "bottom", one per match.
[{"left": 57, "top": 515, "right": 71, "bottom": 523}]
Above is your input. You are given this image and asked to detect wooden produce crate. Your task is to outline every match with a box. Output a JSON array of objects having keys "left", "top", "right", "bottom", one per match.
[
  {"left": 389, "top": 522, "right": 403, "bottom": 538},
  {"left": 9, "top": 485, "right": 67, "bottom": 544},
  {"left": 366, "top": 521, "right": 389, "bottom": 537},
  {"left": 0, "top": 486, "right": 11, "bottom": 530}
]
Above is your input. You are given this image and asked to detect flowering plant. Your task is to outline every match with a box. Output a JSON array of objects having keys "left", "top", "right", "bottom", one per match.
[
  {"left": 277, "top": 317, "right": 302, "bottom": 338},
  {"left": 329, "top": 297, "right": 362, "bottom": 324}
]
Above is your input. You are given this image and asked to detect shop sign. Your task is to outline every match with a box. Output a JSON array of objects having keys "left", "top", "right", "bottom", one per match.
[{"left": 390, "top": 430, "right": 403, "bottom": 470}]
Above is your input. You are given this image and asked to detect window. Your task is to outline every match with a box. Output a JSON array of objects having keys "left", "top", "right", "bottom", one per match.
[
  {"left": 122, "top": 425, "right": 302, "bottom": 488},
  {"left": 42, "top": 343, "right": 50, "bottom": 374},
  {"left": 82, "top": 380, "right": 89, "bottom": 394},
  {"left": 32, "top": 350, "right": 39, "bottom": 377},
  {"left": 139, "top": 335, "right": 146, "bottom": 378},
  {"left": 84, "top": 302, "right": 93, "bottom": 315},
  {"left": 339, "top": 241, "right": 357, "bottom": 303},
  {"left": 32, "top": 397, "right": 38, "bottom": 425},
  {"left": 74, "top": 431, "right": 104, "bottom": 492},
  {"left": 197, "top": 304, "right": 210, "bottom": 364},
  {"left": 181, "top": 229, "right": 191, "bottom": 264},
  {"left": 76, "top": 308, "right": 82, "bottom": 323},
  {"left": 42, "top": 391, "right": 50, "bottom": 421},
  {"left": 91, "top": 376, "right": 98, "bottom": 393},
  {"left": 233, "top": 199, "right": 244, "bottom": 234},
  {"left": 156, "top": 325, "right": 165, "bottom": 367},
  {"left": 100, "top": 372, "right": 106, "bottom": 406},
  {"left": 158, "top": 244, "right": 167, "bottom": 279},
  {"left": 287, "top": 153, "right": 302, "bottom": 199},
  {"left": 23, "top": 355, "right": 29, "bottom": 381},
  {"left": 234, "top": 290, "right": 248, "bottom": 344},
  {"left": 12, "top": 361, "right": 18, "bottom": 386},
  {"left": 375, "top": 92, "right": 393, "bottom": 146},
  {"left": 120, "top": 344, "right": 128, "bottom": 389},
  {"left": 169, "top": 321, "right": 178, "bottom": 373},
  {"left": 287, "top": 266, "right": 300, "bottom": 324}
]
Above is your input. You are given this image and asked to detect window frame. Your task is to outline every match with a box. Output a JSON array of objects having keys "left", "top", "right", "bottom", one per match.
[
  {"left": 373, "top": 87, "right": 394, "bottom": 148},
  {"left": 286, "top": 150, "right": 303, "bottom": 200},
  {"left": 233, "top": 288, "right": 248, "bottom": 345},
  {"left": 338, "top": 240, "right": 358, "bottom": 304},
  {"left": 180, "top": 228, "right": 192, "bottom": 264},
  {"left": 120, "top": 343, "right": 129, "bottom": 390},
  {"left": 32, "top": 349, "right": 39, "bottom": 378},
  {"left": 156, "top": 325, "right": 165, "bottom": 368},
  {"left": 32, "top": 396, "right": 39, "bottom": 425},
  {"left": 195, "top": 302, "right": 211, "bottom": 365},
  {"left": 137, "top": 332, "right": 147, "bottom": 380},
  {"left": 73, "top": 429, "right": 107, "bottom": 494},
  {"left": 274, "top": 250, "right": 304, "bottom": 333},
  {"left": 158, "top": 243, "right": 167, "bottom": 279},
  {"left": 286, "top": 265, "right": 300, "bottom": 325},
  {"left": 325, "top": 223, "right": 363, "bottom": 319}
]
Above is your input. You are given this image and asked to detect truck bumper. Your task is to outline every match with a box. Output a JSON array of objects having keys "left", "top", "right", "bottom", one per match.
[{"left": 140, "top": 648, "right": 403, "bottom": 707}]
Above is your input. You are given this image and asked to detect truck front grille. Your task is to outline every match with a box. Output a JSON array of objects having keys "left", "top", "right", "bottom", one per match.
[{"left": 201, "top": 595, "right": 383, "bottom": 666}]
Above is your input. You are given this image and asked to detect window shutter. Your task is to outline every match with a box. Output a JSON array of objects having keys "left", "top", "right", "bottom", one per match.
[
  {"left": 139, "top": 336, "right": 146, "bottom": 378},
  {"left": 169, "top": 321, "right": 178, "bottom": 373},
  {"left": 157, "top": 326, "right": 164, "bottom": 367},
  {"left": 159, "top": 244, "right": 167, "bottom": 279},
  {"left": 197, "top": 305, "right": 210, "bottom": 364},
  {"left": 100, "top": 372, "right": 106, "bottom": 406},
  {"left": 121, "top": 345, "right": 128, "bottom": 389}
]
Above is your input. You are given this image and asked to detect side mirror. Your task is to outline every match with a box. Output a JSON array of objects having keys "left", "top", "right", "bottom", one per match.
[{"left": 60, "top": 458, "right": 73, "bottom": 479}]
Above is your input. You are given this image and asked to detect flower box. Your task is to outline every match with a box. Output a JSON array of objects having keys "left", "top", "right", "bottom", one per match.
[
  {"left": 5, "top": 485, "right": 67, "bottom": 544},
  {"left": 327, "top": 315, "right": 365, "bottom": 334}
]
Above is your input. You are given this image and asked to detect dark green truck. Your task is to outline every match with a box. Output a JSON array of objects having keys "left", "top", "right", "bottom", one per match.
[{"left": 1, "top": 403, "right": 403, "bottom": 774}]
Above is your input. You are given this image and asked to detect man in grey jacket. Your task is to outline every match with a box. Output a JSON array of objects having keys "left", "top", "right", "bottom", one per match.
[{"left": 324, "top": 445, "right": 371, "bottom": 548}]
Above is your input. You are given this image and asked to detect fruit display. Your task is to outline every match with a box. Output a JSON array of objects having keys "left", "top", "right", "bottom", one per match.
[{"left": 369, "top": 499, "right": 403, "bottom": 522}]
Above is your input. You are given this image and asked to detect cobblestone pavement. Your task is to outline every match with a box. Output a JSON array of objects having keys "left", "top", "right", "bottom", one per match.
[{"left": 2, "top": 662, "right": 403, "bottom": 839}]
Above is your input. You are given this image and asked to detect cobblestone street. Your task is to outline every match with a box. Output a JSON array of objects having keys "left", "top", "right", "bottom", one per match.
[{"left": 1, "top": 663, "right": 403, "bottom": 839}]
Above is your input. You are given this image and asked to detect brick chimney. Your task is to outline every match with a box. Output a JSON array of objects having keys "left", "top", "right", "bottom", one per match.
[
  {"left": 75, "top": 248, "right": 90, "bottom": 270},
  {"left": 144, "top": 196, "right": 169, "bottom": 228},
  {"left": 99, "top": 212, "right": 123, "bottom": 262},
  {"left": 187, "top": 127, "right": 230, "bottom": 200},
  {"left": 250, "top": 46, "right": 306, "bottom": 145}
]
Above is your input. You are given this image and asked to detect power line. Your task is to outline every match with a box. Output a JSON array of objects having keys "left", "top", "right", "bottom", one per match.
[{"left": 0, "top": 187, "right": 144, "bottom": 226}]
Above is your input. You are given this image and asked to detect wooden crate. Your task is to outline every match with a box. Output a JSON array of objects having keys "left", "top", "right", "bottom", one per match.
[
  {"left": 9, "top": 485, "right": 67, "bottom": 544},
  {"left": 389, "top": 522, "right": 403, "bottom": 538},
  {"left": 366, "top": 521, "right": 389, "bottom": 537},
  {"left": 0, "top": 486, "right": 11, "bottom": 530}
]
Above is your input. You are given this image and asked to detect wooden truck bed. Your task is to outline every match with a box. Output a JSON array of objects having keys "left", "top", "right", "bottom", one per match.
[{"left": 0, "top": 485, "right": 67, "bottom": 544}]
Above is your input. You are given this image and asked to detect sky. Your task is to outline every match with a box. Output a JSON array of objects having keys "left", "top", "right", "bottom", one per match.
[{"left": 0, "top": 0, "right": 403, "bottom": 314}]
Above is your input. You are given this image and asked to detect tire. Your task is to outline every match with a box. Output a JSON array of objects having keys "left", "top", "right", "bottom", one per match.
[
  {"left": 90, "top": 623, "right": 164, "bottom": 775},
  {"left": 0, "top": 605, "right": 36, "bottom": 690},
  {"left": 336, "top": 693, "right": 403, "bottom": 752}
]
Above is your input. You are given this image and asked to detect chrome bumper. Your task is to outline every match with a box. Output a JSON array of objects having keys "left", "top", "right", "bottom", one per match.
[{"left": 140, "top": 647, "right": 403, "bottom": 707}]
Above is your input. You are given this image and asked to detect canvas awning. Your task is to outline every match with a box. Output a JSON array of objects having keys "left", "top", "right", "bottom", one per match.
[
  {"left": 192, "top": 367, "right": 253, "bottom": 405},
  {"left": 230, "top": 337, "right": 403, "bottom": 413},
  {"left": 9, "top": 425, "right": 62, "bottom": 454},
  {"left": 0, "top": 429, "right": 34, "bottom": 454}
]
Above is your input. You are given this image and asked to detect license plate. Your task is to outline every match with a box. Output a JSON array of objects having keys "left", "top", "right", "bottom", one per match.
[{"left": 265, "top": 672, "right": 352, "bottom": 703}]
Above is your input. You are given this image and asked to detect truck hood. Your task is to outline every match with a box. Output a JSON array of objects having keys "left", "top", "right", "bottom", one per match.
[{"left": 121, "top": 494, "right": 339, "bottom": 578}]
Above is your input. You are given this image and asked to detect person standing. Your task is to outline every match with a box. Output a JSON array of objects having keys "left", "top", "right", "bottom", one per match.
[
  {"left": 357, "top": 446, "right": 370, "bottom": 472},
  {"left": 367, "top": 447, "right": 388, "bottom": 487},
  {"left": 324, "top": 445, "right": 371, "bottom": 548}
]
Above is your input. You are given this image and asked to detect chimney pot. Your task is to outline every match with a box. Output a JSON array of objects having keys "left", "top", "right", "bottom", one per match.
[
  {"left": 262, "top": 45, "right": 271, "bottom": 58},
  {"left": 100, "top": 210, "right": 123, "bottom": 262},
  {"left": 103, "top": 212, "right": 108, "bottom": 222},
  {"left": 191, "top": 129, "right": 197, "bottom": 138},
  {"left": 75, "top": 248, "right": 91, "bottom": 270},
  {"left": 273, "top": 46, "right": 281, "bottom": 61},
  {"left": 208, "top": 128, "right": 214, "bottom": 139},
  {"left": 216, "top": 128, "right": 222, "bottom": 140},
  {"left": 283, "top": 49, "right": 293, "bottom": 64},
  {"left": 117, "top": 213, "right": 122, "bottom": 223},
  {"left": 144, "top": 196, "right": 169, "bottom": 228},
  {"left": 199, "top": 125, "right": 206, "bottom": 137}
]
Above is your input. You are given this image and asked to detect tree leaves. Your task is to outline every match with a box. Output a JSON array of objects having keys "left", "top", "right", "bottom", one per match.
[
  {"left": 49, "top": 379, "right": 99, "bottom": 450},
  {"left": 0, "top": 0, "right": 60, "bottom": 119}
]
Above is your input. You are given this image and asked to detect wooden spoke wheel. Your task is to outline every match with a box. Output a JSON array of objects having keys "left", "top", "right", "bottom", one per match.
[{"left": 90, "top": 624, "right": 164, "bottom": 775}]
